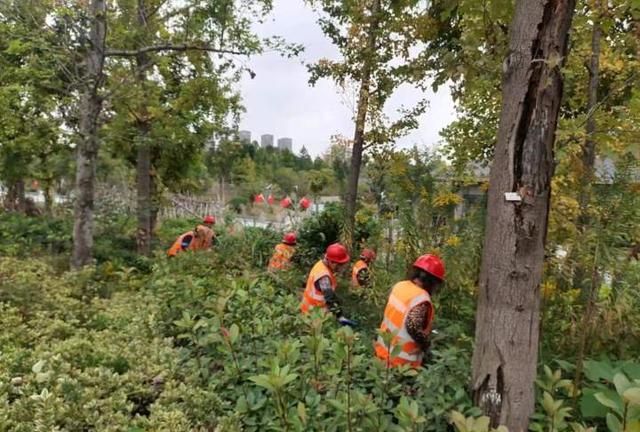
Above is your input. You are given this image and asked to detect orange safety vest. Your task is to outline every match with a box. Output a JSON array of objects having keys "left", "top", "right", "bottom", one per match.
[
  {"left": 374, "top": 280, "right": 434, "bottom": 368},
  {"left": 351, "top": 259, "right": 368, "bottom": 288},
  {"left": 268, "top": 243, "right": 295, "bottom": 271},
  {"left": 167, "top": 231, "right": 194, "bottom": 257},
  {"left": 300, "top": 260, "right": 336, "bottom": 313}
]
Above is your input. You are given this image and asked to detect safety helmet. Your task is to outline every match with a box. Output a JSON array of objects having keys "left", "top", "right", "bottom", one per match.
[
  {"left": 283, "top": 232, "right": 297, "bottom": 245},
  {"left": 413, "top": 254, "right": 445, "bottom": 281},
  {"left": 203, "top": 215, "right": 216, "bottom": 225},
  {"left": 325, "top": 243, "right": 350, "bottom": 264},
  {"left": 360, "top": 249, "right": 376, "bottom": 262}
]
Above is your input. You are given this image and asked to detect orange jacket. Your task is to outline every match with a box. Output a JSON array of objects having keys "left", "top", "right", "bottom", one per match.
[
  {"left": 300, "top": 260, "right": 336, "bottom": 314},
  {"left": 351, "top": 259, "right": 369, "bottom": 288},
  {"left": 268, "top": 243, "right": 295, "bottom": 271},
  {"left": 167, "top": 231, "right": 194, "bottom": 257},
  {"left": 374, "top": 280, "right": 433, "bottom": 368}
]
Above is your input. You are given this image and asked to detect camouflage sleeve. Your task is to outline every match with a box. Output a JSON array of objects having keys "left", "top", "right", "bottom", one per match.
[
  {"left": 315, "top": 276, "right": 342, "bottom": 317},
  {"left": 405, "top": 302, "right": 432, "bottom": 350}
]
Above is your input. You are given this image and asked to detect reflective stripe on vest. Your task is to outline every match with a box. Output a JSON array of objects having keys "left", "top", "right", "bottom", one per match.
[
  {"left": 167, "top": 231, "right": 194, "bottom": 257},
  {"left": 351, "top": 260, "right": 368, "bottom": 287},
  {"left": 268, "top": 243, "right": 295, "bottom": 271},
  {"left": 374, "top": 280, "right": 433, "bottom": 368},
  {"left": 300, "top": 260, "right": 336, "bottom": 313}
]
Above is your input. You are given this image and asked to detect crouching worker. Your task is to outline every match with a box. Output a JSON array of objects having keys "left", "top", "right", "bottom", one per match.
[
  {"left": 300, "top": 243, "right": 356, "bottom": 326},
  {"left": 374, "top": 254, "right": 445, "bottom": 368},
  {"left": 268, "top": 232, "right": 297, "bottom": 271},
  {"left": 351, "top": 248, "right": 376, "bottom": 288},
  {"left": 167, "top": 216, "right": 216, "bottom": 257}
]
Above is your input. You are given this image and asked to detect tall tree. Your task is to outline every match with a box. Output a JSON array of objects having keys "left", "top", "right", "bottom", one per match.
[
  {"left": 308, "top": 0, "right": 430, "bottom": 251},
  {"left": 471, "top": 0, "right": 576, "bottom": 429},
  {"left": 72, "top": 0, "right": 107, "bottom": 268}
]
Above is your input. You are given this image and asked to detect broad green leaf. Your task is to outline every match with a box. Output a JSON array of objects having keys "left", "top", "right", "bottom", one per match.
[
  {"left": 249, "top": 375, "right": 274, "bottom": 392},
  {"left": 623, "top": 388, "right": 640, "bottom": 406},
  {"left": 613, "top": 373, "right": 632, "bottom": 395},
  {"left": 595, "top": 392, "right": 623, "bottom": 414},
  {"left": 606, "top": 413, "right": 622, "bottom": 432}
]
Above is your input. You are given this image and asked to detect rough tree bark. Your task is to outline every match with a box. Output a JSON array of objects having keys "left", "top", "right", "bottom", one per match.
[
  {"left": 134, "top": 0, "right": 154, "bottom": 256},
  {"left": 343, "top": 0, "right": 380, "bottom": 251},
  {"left": 72, "top": 0, "right": 106, "bottom": 268},
  {"left": 471, "top": 0, "right": 576, "bottom": 430}
]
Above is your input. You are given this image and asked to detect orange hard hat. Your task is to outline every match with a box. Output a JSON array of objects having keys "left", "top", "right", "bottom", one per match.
[
  {"left": 360, "top": 249, "right": 376, "bottom": 262},
  {"left": 203, "top": 215, "right": 216, "bottom": 225},
  {"left": 283, "top": 232, "right": 297, "bottom": 245},
  {"left": 325, "top": 243, "right": 350, "bottom": 264},
  {"left": 413, "top": 254, "right": 445, "bottom": 281}
]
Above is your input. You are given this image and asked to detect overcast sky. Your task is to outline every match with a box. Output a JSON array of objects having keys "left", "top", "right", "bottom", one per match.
[{"left": 238, "top": 0, "right": 457, "bottom": 158}]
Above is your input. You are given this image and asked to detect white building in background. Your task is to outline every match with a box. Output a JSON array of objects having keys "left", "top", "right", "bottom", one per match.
[
  {"left": 261, "top": 134, "right": 274, "bottom": 148},
  {"left": 239, "top": 130, "right": 252, "bottom": 144},
  {"left": 277, "top": 137, "right": 293, "bottom": 152}
]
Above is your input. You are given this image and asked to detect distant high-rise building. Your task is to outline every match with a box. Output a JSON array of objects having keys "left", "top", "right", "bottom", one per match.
[
  {"left": 277, "top": 137, "right": 293, "bottom": 152},
  {"left": 261, "top": 134, "right": 274, "bottom": 148},
  {"left": 239, "top": 130, "right": 252, "bottom": 143}
]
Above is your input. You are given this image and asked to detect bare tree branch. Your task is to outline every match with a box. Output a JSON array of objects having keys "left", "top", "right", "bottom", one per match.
[{"left": 106, "top": 44, "right": 249, "bottom": 57}]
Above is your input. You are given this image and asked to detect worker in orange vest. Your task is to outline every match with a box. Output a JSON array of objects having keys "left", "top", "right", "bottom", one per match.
[
  {"left": 374, "top": 254, "right": 445, "bottom": 368},
  {"left": 167, "top": 215, "right": 216, "bottom": 257},
  {"left": 300, "top": 243, "right": 355, "bottom": 326},
  {"left": 351, "top": 248, "right": 376, "bottom": 288},
  {"left": 268, "top": 232, "right": 297, "bottom": 271}
]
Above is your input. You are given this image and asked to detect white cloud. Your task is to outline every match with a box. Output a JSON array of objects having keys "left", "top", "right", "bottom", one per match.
[{"left": 238, "top": 0, "right": 457, "bottom": 157}]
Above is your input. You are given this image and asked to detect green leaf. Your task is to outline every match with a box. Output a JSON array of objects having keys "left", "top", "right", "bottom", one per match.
[
  {"left": 584, "top": 360, "right": 616, "bottom": 383},
  {"left": 606, "top": 413, "right": 622, "bottom": 432},
  {"left": 623, "top": 388, "right": 640, "bottom": 406},
  {"left": 249, "top": 375, "right": 274, "bottom": 392},
  {"left": 595, "top": 392, "right": 623, "bottom": 414},
  {"left": 32, "top": 360, "right": 46, "bottom": 374},
  {"left": 543, "top": 392, "right": 557, "bottom": 415},
  {"left": 449, "top": 410, "right": 468, "bottom": 432},
  {"left": 613, "top": 373, "right": 632, "bottom": 395},
  {"left": 297, "top": 402, "right": 307, "bottom": 424},
  {"left": 229, "top": 323, "right": 240, "bottom": 344}
]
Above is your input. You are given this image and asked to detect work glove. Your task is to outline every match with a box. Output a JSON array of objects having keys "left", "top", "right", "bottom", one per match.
[{"left": 337, "top": 317, "right": 358, "bottom": 327}]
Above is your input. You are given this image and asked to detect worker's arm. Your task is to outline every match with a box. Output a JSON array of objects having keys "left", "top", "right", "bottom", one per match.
[
  {"left": 315, "top": 276, "right": 343, "bottom": 317},
  {"left": 356, "top": 268, "right": 370, "bottom": 287},
  {"left": 405, "top": 302, "right": 433, "bottom": 351}
]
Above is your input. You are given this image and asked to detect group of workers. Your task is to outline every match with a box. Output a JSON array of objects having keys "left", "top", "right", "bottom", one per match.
[
  {"left": 169, "top": 216, "right": 446, "bottom": 369},
  {"left": 267, "top": 231, "right": 445, "bottom": 368}
]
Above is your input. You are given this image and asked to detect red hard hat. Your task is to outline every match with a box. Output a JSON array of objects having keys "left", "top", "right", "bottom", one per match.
[
  {"left": 203, "top": 215, "right": 215, "bottom": 225},
  {"left": 325, "top": 243, "right": 350, "bottom": 264},
  {"left": 283, "top": 232, "right": 297, "bottom": 245},
  {"left": 360, "top": 249, "right": 376, "bottom": 262},
  {"left": 413, "top": 254, "right": 445, "bottom": 281}
]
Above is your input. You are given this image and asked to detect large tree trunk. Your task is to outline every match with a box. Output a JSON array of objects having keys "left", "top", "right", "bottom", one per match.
[
  {"left": 72, "top": 0, "right": 106, "bottom": 269},
  {"left": 343, "top": 0, "right": 380, "bottom": 252},
  {"left": 135, "top": 0, "right": 154, "bottom": 256},
  {"left": 471, "top": 0, "right": 576, "bottom": 429}
]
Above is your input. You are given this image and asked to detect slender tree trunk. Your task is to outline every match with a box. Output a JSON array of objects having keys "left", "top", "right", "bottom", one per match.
[
  {"left": 43, "top": 179, "right": 53, "bottom": 214},
  {"left": 574, "top": 0, "right": 602, "bottom": 296},
  {"left": 573, "top": 0, "right": 603, "bottom": 396},
  {"left": 4, "top": 179, "right": 26, "bottom": 212},
  {"left": 343, "top": 0, "right": 380, "bottom": 252},
  {"left": 135, "top": 0, "right": 153, "bottom": 256},
  {"left": 471, "top": 0, "right": 576, "bottom": 430},
  {"left": 72, "top": 0, "right": 106, "bottom": 269}
]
